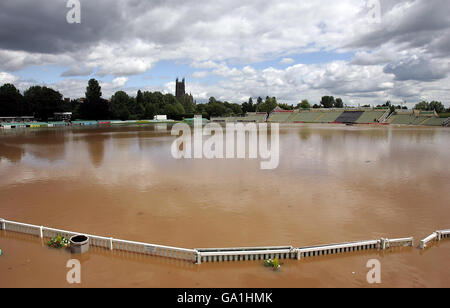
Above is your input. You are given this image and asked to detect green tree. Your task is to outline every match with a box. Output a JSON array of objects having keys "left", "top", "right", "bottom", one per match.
[
  {"left": 278, "top": 103, "right": 294, "bottom": 110},
  {"left": 320, "top": 96, "right": 335, "bottom": 108},
  {"left": 163, "top": 94, "right": 185, "bottom": 119},
  {"left": 205, "top": 101, "right": 226, "bottom": 117},
  {"left": 126, "top": 90, "right": 145, "bottom": 117},
  {"left": 0, "top": 84, "right": 24, "bottom": 116},
  {"left": 256, "top": 96, "right": 263, "bottom": 106},
  {"left": 110, "top": 91, "right": 130, "bottom": 120},
  {"left": 86, "top": 79, "right": 102, "bottom": 102},
  {"left": 297, "top": 99, "right": 311, "bottom": 109},
  {"left": 179, "top": 94, "right": 195, "bottom": 114},
  {"left": 81, "top": 79, "right": 109, "bottom": 119},
  {"left": 414, "top": 101, "right": 430, "bottom": 111},
  {"left": 195, "top": 103, "right": 208, "bottom": 118},
  {"left": 334, "top": 98, "right": 344, "bottom": 108},
  {"left": 227, "top": 103, "right": 243, "bottom": 115},
  {"left": 242, "top": 97, "right": 256, "bottom": 114},
  {"left": 429, "top": 101, "right": 445, "bottom": 113},
  {"left": 23, "top": 86, "right": 63, "bottom": 120},
  {"left": 256, "top": 97, "right": 278, "bottom": 113}
]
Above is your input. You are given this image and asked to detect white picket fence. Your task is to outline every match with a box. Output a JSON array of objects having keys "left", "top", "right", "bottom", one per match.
[
  {"left": 420, "top": 229, "right": 450, "bottom": 249},
  {"left": 1, "top": 218, "right": 445, "bottom": 264},
  {"left": 0, "top": 218, "right": 197, "bottom": 262}
]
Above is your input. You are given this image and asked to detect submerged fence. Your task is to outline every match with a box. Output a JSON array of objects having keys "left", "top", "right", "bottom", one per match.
[
  {"left": 195, "top": 237, "right": 414, "bottom": 263},
  {"left": 0, "top": 218, "right": 197, "bottom": 262},
  {"left": 420, "top": 230, "right": 450, "bottom": 249},
  {"left": 0, "top": 218, "right": 446, "bottom": 264}
]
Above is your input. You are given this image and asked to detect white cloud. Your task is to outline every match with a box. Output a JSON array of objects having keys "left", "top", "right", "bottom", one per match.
[
  {"left": 191, "top": 61, "right": 220, "bottom": 69},
  {"left": 0, "top": 72, "right": 19, "bottom": 84},
  {"left": 280, "top": 58, "right": 295, "bottom": 65},
  {"left": 0, "top": 0, "right": 449, "bottom": 106},
  {"left": 191, "top": 71, "right": 209, "bottom": 79},
  {"left": 383, "top": 54, "right": 449, "bottom": 81}
]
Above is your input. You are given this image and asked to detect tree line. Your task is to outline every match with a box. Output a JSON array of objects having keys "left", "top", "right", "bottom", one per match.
[{"left": 0, "top": 80, "right": 448, "bottom": 121}]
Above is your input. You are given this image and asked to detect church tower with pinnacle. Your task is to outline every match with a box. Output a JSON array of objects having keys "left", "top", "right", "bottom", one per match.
[{"left": 175, "top": 78, "right": 185, "bottom": 99}]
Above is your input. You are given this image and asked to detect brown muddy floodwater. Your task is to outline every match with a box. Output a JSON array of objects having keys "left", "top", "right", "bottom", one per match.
[{"left": 0, "top": 123, "right": 449, "bottom": 288}]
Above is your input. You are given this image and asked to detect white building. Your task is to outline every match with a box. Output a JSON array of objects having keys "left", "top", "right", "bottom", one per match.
[{"left": 154, "top": 115, "right": 167, "bottom": 121}]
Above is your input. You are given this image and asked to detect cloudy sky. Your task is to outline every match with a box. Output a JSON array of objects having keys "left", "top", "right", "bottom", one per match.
[{"left": 0, "top": 0, "right": 449, "bottom": 107}]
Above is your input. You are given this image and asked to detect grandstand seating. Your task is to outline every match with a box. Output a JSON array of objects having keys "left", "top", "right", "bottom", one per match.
[
  {"left": 410, "top": 117, "right": 429, "bottom": 125},
  {"left": 388, "top": 114, "right": 413, "bottom": 125},
  {"left": 355, "top": 111, "right": 386, "bottom": 123},
  {"left": 267, "top": 112, "right": 294, "bottom": 123},
  {"left": 421, "top": 117, "right": 447, "bottom": 126},
  {"left": 291, "top": 112, "right": 322, "bottom": 123},
  {"left": 315, "top": 111, "right": 344, "bottom": 123},
  {"left": 387, "top": 113, "right": 445, "bottom": 126},
  {"left": 335, "top": 111, "right": 364, "bottom": 123},
  {"left": 241, "top": 113, "right": 267, "bottom": 122}
]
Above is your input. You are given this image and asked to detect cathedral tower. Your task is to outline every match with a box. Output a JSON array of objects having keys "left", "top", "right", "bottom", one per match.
[{"left": 175, "top": 78, "right": 185, "bottom": 99}]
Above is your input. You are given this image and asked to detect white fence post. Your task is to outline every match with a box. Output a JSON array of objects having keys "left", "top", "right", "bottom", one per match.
[
  {"left": 436, "top": 231, "right": 442, "bottom": 241},
  {"left": 110, "top": 237, "right": 114, "bottom": 250},
  {"left": 40, "top": 226, "right": 43, "bottom": 238},
  {"left": 380, "top": 238, "right": 390, "bottom": 250},
  {"left": 420, "top": 232, "right": 438, "bottom": 249},
  {"left": 0, "top": 219, "right": 5, "bottom": 231}
]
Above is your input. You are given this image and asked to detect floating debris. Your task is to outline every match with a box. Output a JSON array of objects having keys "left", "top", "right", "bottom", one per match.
[
  {"left": 264, "top": 258, "right": 281, "bottom": 271},
  {"left": 47, "top": 235, "right": 70, "bottom": 249}
]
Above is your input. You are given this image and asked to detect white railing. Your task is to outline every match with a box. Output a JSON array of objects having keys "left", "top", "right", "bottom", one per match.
[
  {"left": 195, "top": 237, "right": 414, "bottom": 263},
  {"left": 0, "top": 218, "right": 197, "bottom": 262},
  {"left": 297, "top": 239, "right": 380, "bottom": 259},
  {"left": 420, "top": 229, "right": 450, "bottom": 249},
  {"left": 379, "top": 109, "right": 392, "bottom": 123},
  {"left": 2, "top": 218, "right": 445, "bottom": 264},
  {"left": 196, "top": 246, "right": 295, "bottom": 263}
]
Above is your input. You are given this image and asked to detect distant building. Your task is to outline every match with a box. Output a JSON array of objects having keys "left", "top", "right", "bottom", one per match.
[
  {"left": 0, "top": 116, "right": 34, "bottom": 123},
  {"left": 175, "top": 78, "right": 185, "bottom": 99},
  {"left": 54, "top": 112, "right": 72, "bottom": 121},
  {"left": 154, "top": 115, "right": 167, "bottom": 121}
]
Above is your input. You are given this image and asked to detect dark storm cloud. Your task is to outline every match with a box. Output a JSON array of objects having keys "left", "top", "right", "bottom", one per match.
[
  {"left": 350, "top": 0, "right": 450, "bottom": 57},
  {"left": 383, "top": 56, "right": 448, "bottom": 81},
  {"left": 0, "top": 0, "right": 124, "bottom": 53},
  {"left": 0, "top": 0, "right": 275, "bottom": 54}
]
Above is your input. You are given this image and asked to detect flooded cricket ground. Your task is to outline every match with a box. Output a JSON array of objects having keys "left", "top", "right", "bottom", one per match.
[{"left": 0, "top": 124, "right": 449, "bottom": 287}]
